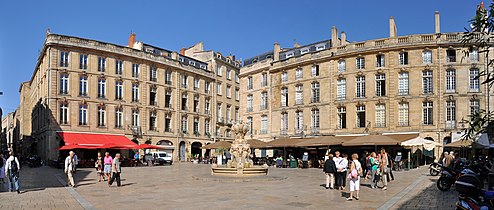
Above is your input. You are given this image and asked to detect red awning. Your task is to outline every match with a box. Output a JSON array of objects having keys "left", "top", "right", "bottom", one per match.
[{"left": 57, "top": 132, "right": 138, "bottom": 149}]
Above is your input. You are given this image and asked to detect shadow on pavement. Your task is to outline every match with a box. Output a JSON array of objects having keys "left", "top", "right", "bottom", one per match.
[{"left": 394, "top": 177, "right": 458, "bottom": 209}]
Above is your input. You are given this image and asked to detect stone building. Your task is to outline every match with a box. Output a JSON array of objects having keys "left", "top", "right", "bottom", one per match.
[
  {"left": 20, "top": 32, "right": 240, "bottom": 162},
  {"left": 240, "top": 12, "right": 493, "bottom": 157}
]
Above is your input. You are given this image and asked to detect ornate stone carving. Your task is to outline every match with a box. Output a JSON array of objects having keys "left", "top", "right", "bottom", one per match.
[{"left": 226, "top": 122, "right": 254, "bottom": 170}]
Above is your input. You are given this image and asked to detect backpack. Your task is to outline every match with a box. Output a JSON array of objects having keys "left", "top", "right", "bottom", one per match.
[{"left": 10, "top": 158, "right": 19, "bottom": 176}]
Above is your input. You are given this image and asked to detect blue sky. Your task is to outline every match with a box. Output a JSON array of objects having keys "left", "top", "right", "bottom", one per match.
[{"left": 0, "top": 0, "right": 484, "bottom": 117}]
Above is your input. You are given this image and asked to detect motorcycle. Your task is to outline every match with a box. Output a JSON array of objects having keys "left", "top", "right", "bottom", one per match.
[
  {"left": 28, "top": 155, "right": 42, "bottom": 168},
  {"left": 455, "top": 174, "right": 494, "bottom": 210},
  {"left": 430, "top": 162, "right": 441, "bottom": 176},
  {"left": 437, "top": 165, "right": 479, "bottom": 191}
]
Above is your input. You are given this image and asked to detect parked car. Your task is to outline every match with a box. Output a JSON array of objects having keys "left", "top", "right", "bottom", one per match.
[{"left": 150, "top": 152, "right": 173, "bottom": 165}]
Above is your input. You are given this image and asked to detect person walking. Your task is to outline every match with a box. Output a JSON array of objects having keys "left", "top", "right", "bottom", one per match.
[
  {"left": 0, "top": 154, "right": 6, "bottom": 184},
  {"left": 5, "top": 151, "right": 20, "bottom": 193},
  {"left": 347, "top": 153, "right": 362, "bottom": 201},
  {"left": 109, "top": 153, "right": 122, "bottom": 187},
  {"left": 64, "top": 151, "right": 76, "bottom": 187},
  {"left": 104, "top": 152, "right": 113, "bottom": 183},
  {"left": 387, "top": 152, "right": 395, "bottom": 181},
  {"left": 370, "top": 152, "right": 379, "bottom": 189},
  {"left": 340, "top": 153, "right": 349, "bottom": 190},
  {"left": 360, "top": 151, "right": 368, "bottom": 179},
  {"left": 333, "top": 151, "right": 343, "bottom": 190},
  {"left": 134, "top": 152, "right": 139, "bottom": 167},
  {"left": 380, "top": 149, "right": 389, "bottom": 190},
  {"left": 323, "top": 154, "right": 337, "bottom": 189},
  {"left": 95, "top": 152, "right": 104, "bottom": 182}
]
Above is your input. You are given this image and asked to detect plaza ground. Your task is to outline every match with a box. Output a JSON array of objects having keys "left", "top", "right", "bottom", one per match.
[{"left": 0, "top": 163, "right": 457, "bottom": 210}]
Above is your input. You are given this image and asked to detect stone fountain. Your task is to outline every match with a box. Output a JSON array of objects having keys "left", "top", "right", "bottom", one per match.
[{"left": 211, "top": 122, "right": 268, "bottom": 176}]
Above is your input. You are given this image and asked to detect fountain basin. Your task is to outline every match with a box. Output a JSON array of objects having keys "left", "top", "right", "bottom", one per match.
[{"left": 211, "top": 165, "right": 268, "bottom": 176}]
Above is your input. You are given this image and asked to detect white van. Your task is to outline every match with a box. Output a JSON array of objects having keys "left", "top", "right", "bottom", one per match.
[{"left": 150, "top": 151, "right": 173, "bottom": 165}]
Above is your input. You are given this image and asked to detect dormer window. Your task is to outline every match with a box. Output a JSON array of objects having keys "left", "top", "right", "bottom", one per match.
[
  {"left": 285, "top": 51, "right": 294, "bottom": 58},
  {"left": 316, "top": 44, "right": 326, "bottom": 51},
  {"left": 301, "top": 48, "right": 310, "bottom": 55}
]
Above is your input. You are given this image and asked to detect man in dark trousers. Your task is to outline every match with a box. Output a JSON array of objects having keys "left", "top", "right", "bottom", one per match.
[
  {"left": 323, "top": 154, "right": 337, "bottom": 189},
  {"left": 109, "top": 153, "right": 122, "bottom": 187}
]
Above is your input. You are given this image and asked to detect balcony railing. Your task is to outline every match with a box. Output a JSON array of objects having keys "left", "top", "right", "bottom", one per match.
[
  {"left": 446, "top": 56, "right": 456, "bottom": 63},
  {"left": 280, "top": 129, "right": 288, "bottom": 136},
  {"left": 375, "top": 123, "right": 386, "bottom": 128},
  {"left": 165, "top": 128, "right": 173, "bottom": 133},
  {"left": 446, "top": 121, "right": 456, "bottom": 130},
  {"left": 247, "top": 107, "right": 253, "bottom": 112},
  {"left": 311, "top": 127, "right": 320, "bottom": 134},
  {"left": 165, "top": 80, "right": 172, "bottom": 85},
  {"left": 398, "top": 121, "right": 409, "bottom": 126},
  {"left": 260, "top": 104, "right": 267, "bottom": 110}
]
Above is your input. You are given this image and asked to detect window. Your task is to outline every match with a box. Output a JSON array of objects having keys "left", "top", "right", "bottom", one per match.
[
  {"left": 115, "top": 81, "right": 123, "bottom": 100},
  {"left": 311, "top": 82, "right": 320, "bottom": 103},
  {"left": 446, "top": 101, "right": 456, "bottom": 128},
  {"left": 285, "top": 51, "right": 294, "bottom": 58},
  {"left": 281, "top": 87, "right": 288, "bottom": 107},
  {"left": 356, "top": 57, "right": 365, "bottom": 69},
  {"left": 115, "top": 60, "right": 123, "bottom": 75},
  {"left": 295, "top": 85, "right": 303, "bottom": 105},
  {"left": 205, "top": 98, "right": 210, "bottom": 114},
  {"left": 316, "top": 44, "right": 326, "bottom": 51},
  {"left": 132, "top": 63, "right": 139, "bottom": 78},
  {"left": 470, "top": 100, "right": 480, "bottom": 115},
  {"left": 193, "top": 118, "right": 199, "bottom": 134},
  {"left": 60, "top": 103, "right": 68, "bottom": 124},
  {"left": 235, "top": 107, "right": 239, "bottom": 121},
  {"left": 469, "top": 48, "right": 479, "bottom": 62},
  {"left": 247, "top": 117, "right": 253, "bottom": 135},
  {"left": 217, "top": 83, "right": 222, "bottom": 95},
  {"left": 204, "top": 119, "right": 210, "bottom": 135},
  {"left": 149, "top": 112, "right": 157, "bottom": 131},
  {"left": 98, "top": 57, "right": 106, "bottom": 72},
  {"left": 295, "top": 111, "right": 304, "bottom": 134},
  {"left": 217, "top": 103, "right": 222, "bottom": 121},
  {"left": 165, "top": 70, "right": 172, "bottom": 85},
  {"left": 445, "top": 69, "right": 456, "bottom": 93},
  {"left": 97, "top": 78, "right": 106, "bottom": 98},
  {"left": 194, "top": 78, "right": 200, "bottom": 91},
  {"left": 356, "top": 76, "right": 365, "bottom": 98},
  {"left": 181, "top": 75, "right": 188, "bottom": 88},
  {"left": 235, "top": 73, "right": 239, "bottom": 83},
  {"left": 165, "top": 114, "right": 172, "bottom": 132},
  {"left": 337, "top": 79, "right": 346, "bottom": 100},
  {"left": 446, "top": 49, "right": 456, "bottom": 62},
  {"left": 301, "top": 48, "right": 309, "bottom": 55},
  {"left": 132, "top": 84, "right": 139, "bottom": 102},
  {"left": 182, "top": 93, "right": 188, "bottom": 111},
  {"left": 79, "top": 76, "right": 88, "bottom": 96},
  {"left": 376, "top": 54, "right": 385, "bottom": 67},
  {"left": 261, "top": 92, "right": 268, "bottom": 110},
  {"left": 398, "top": 103, "right": 409, "bottom": 126},
  {"left": 375, "top": 74, "right": 386, "bottom": 96},
  {"left": 226, "top": 85, "right": 231, "bottom": 98},
  {"left": 281, "top": 71, "right": 288, "bottom": 82},
  {"left": 312, "top": 65, "right": 320, "bottom": 77},
  {"left": 356, "top": 105, "right": 366, "bottom": 128},
  {"left": 422, "top": 50, "right": 432, "bottom": 64},
  {"left": 261, "top": 73, "right": 268, "bottom": 87},
  {"left": 235, "top": 88, "right": 239, "bottom": 101},
  {"left": 150, "top": 66, "right": 157, "bottom": 82},
  {"left": 247, "top": 95, "right": 253, "bottom": 112},
  {"left": 261, "top": 115, "right": 268, "bottom": 134},
  {"left": 189, "top": 60, "right": 195, "bottom": 66},
  {"left": 422, "top": 70, "right": 433, "bottom": 94},
  {"left": 227, "top": 69, "right": 231, "bottom": 80},
  {"left": 205, "top": 81, "right": 211, "bottom": 94},
  {"left": 375, "top": 104, "right": 386, "bottom": 127},
  {"left": 193, "top": 96, "right": 199, "bottom": 113},
  {"left": 311, "top": 109, "right": 320, "bottom": 133},
  {"left": 79, "top": 54, "right": 88, "bottom": 69},
  {"left": 115, "top": 108, "right": 123, "bottom": 128},
  {"left": 60, "top": 74, "right": 69, "bottom": 95},
  {"left": 399, "top": 52, "right": 408, "bottom": 65},
  {"left": 423, "top": 102, "right": 433, "bottom": 125},
  {"left": 132, "top": 110, "right": 139, "bottom": 126},
  {"left": 470, "top": 68, "right": 480, "bottom": 92},
  {"left": 79, "top": 105, "right": 87, "bottom": 126},
  {"left": 296, "top": 68, "right": 303, "bottom": 79},
  {"left": 60, "top": 51, "right": 69, "bottom": 67},
  {"left": 281, "top": 112, "right": 288, "bottom": 135},
  {"left": 97, "top": 106, "right": 106, "bottom": 127},
  {"left": 337, "top": 107, "right": 347, "bottom": 129},
  {"left": 247, "top": 77, "right": 253, "bottom": 90},
  {"left": 181, "top": 115, "right": 188, "bottom": 133},
  {"left": 165, "top": 90, "right": 172, "bottom": 108},
  {"left": 217, "top": 65, "right": 222, "bottom": 76},
  {"left": 398, "top": 72, "right": 409, "bottom": 95},
  {"left": 338, "top": 60, "right": 346, "bottom": 72},
  {"left": 149, "top": 86, "right": 157, "bottom": 106}
]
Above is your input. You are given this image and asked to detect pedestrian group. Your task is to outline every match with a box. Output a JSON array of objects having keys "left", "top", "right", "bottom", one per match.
[{"left": 64, "top": 151, "right": 122, "bottom": 188}]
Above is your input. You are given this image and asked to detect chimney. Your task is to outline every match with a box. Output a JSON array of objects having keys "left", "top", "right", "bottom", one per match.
[
  {"left": 389, "top": 16, "right": 397, "bottom": 38},
  {"left": 435, "top": 11, "right": 440, "bottom": 34},
  {"left": 128, "top": 33, "right": 136, "bottom": 48},
  {"left": 331, "top": 26, "right": 339, "bottom": 47},
  {"left": 340, "top": 31, "right": 347, "bottom": 45},
  {"left": 180, "top": 48, "right": 186, "bottom": 55},
  {"left": 294, "top": 43, "right": 301, "bottom": 48},
  {"left": 273, "top": 42, "right": 280, "bottom": 61}
]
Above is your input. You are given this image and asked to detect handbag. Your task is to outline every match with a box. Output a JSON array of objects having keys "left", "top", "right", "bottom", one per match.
[{"left": 347, "top": 168, "right": 358, "bottom": 179}]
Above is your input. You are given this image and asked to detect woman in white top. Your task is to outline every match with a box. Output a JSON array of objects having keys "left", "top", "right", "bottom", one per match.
[{"left": 347, "top": 153, "right": 362, "bottom": 201}]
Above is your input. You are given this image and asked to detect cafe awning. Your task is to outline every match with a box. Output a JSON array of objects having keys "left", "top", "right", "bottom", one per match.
[
  {"left": 57, "top": 131, "right": 138, "bottom": 150},
  {"left": 444, "top": 139, "right": 473, "bottom": 148},
  {"left": 342, "top": 134, "right": 417, "bottom": 147},
  {"left": 296, "top": 136, "right": 343, "bottom": 147},
  {"left": 264, "top": 137, "right": 304, "bottom": 148},
  {"left": 202, "top": 141, "right": 232, "bottom": 149},
  {"left": 247, "top": 139, "right": 268, "bottom": 148}
]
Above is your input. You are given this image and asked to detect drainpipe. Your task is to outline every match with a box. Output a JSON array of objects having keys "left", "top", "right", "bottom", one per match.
[{"left": 46, "top": 46, "right": 51, "bottom": 162}]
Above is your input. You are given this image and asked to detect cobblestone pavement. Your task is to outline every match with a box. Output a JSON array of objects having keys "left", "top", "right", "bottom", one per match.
[{"left": 0, "top": 163, "right": 459, "bottom": 210}]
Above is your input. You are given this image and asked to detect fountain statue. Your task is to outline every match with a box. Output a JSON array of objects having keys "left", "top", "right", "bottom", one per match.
[{"left": 211, "top": 122, "right": 268, "bottom": 176}]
